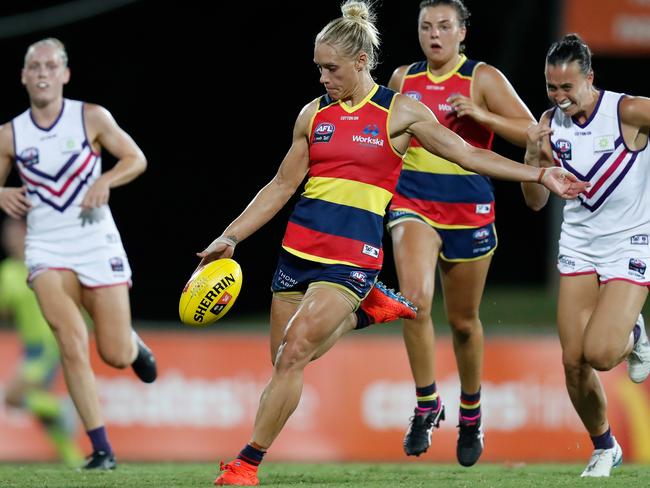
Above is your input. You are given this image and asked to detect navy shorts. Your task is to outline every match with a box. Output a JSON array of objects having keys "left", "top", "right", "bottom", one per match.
[
  {"left": 387, "top": 210, "right": 497, "bottom": 262},
  {"left": 271, "top": 249, "right": 379, "bottom": 299},
  {"left": 437, "top": 224, "right": 498, "bottom": 262}
]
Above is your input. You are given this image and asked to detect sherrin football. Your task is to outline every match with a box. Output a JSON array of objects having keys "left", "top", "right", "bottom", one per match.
[{"left": 179, "top": 258, "right": 243, "bottom": 326}]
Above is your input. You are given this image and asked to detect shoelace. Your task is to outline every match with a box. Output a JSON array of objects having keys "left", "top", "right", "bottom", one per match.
[{"left": 410, "top": 410, "right": 437, "bottom": 429}]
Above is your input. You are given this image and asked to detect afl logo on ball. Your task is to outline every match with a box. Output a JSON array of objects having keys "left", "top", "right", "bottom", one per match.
[{"left": 313, "top": 122, "right": 335, "bottom": 143}]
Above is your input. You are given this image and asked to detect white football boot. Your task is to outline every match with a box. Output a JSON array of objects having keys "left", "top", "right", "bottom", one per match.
[
  {"left": 628, "top": 315, "right": 650, "bottom": 383},
  {"left": 580, "top": 438, "right": 622, "bottom": 477}
]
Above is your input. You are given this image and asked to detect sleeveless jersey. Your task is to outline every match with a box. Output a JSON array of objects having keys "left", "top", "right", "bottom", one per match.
[
  {"left": 281, "top": 85, "right": 403, "bottom": 269},
  {"left": 551, "top": 90, "right": 650, "bottom": 262},
  {"left": 12, "top": 99, "right": 124, "bottom": 255},
  {"left": 390, "top": 55, "right": 495, "bottom": 228}
]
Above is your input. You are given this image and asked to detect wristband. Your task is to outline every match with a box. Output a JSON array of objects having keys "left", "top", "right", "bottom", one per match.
[
  {"left": 216, "top": 235, "right": 238, "bottom": 248},
  {"left": 537, "top": 167, "right": 547, "bottom": 184}
]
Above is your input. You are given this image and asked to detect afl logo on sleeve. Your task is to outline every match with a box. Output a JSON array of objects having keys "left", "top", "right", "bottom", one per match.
[
  {"left": 313, "top": 122, "right": 335, "bottom": 143},
  {"left": 404, "top": 91, "right": 422, "bottom": 101},
  {"left": 19, "top": 147, "right": 39, "bottom": 166},
  {"left": 555, "top": 139, "right": 572, "bottom": 161}
]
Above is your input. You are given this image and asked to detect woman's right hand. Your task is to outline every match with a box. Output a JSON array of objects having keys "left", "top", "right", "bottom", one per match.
[
  {"left": 525, "top": 123, "right": 553, "bottom": 164},
  {"left": 0, "top": 186, "right": 31, "bottom": 218},
  {"left": 196, "top": 235, "right": 237, "bottom": 268}
]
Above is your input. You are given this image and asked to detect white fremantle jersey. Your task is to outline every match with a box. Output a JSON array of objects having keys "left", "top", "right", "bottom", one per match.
[
  {"left": 550, "top": 90, "right": 650, "bottom": 263},
  {"left": 12, "top": 99, "right": 131, "bottom": 285}
]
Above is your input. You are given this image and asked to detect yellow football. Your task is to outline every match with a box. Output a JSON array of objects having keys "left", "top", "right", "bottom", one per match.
[{"left": 179, "top": 258, "right": 243, "bottom": 326}]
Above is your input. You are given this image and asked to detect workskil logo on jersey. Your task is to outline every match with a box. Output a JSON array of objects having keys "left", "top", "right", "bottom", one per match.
[
  {"left": 313, "top": 122, "right": 335, "bottom": 143},
  {"left": 19, "top": 147, "right": 39, "bottom": 166},
  {"left": 555, "top": 139, "right": 572, "bottom": 160},
  {"left": 352, "top": 124, "right": 385, "bottom": 147}
]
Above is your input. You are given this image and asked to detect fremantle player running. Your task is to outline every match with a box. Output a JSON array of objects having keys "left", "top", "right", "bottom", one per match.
[
  {"left": 198, "top": 2, "right": 587, "bottom": 485},
  {"left": 523, "top": 34, "right": 650, "bottom": 478},
  {"left": 0, "top": 38, "right": 157, "bottom": 470}
]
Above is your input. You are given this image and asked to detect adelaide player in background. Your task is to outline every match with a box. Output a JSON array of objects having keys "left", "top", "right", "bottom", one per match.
[
  {"left": 387, "top": 0, "right": 536, "bottom": 466},
  {"left": 0, "top": 38, "right": 157, "bottom": 470},
  {"left": 198, "top": 2, "right": 587, "bottom": 485}
]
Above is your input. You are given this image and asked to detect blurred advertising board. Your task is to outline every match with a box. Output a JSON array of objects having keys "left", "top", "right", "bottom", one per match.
[
  {"left": 1, "top": 331, "right": 649, "bottom": 462},
  {"left": 564, "top": 0, "right": 650, "bottom": 55}
]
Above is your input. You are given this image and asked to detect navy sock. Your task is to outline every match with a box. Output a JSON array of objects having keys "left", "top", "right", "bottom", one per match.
[
  {"left": 633, "top": 323, "right": 641, "bottom": 345},
  {"left": 237, "top": 444, "right": 266, "bottom": 467},
  {"left": 87, "top": 426, "right": 112, "bottom": 454},
  {"left": 459, "top": 388, "right": 481, "bottom": 425},
  {"left": 591, "top": 427, "right": 615, "bottom": 450},
  {"left": 354, "top": 309, "right": 371, "bottom": 330},
  {"left": 416, "top": 382, "right": 439, "bottom": 411}
]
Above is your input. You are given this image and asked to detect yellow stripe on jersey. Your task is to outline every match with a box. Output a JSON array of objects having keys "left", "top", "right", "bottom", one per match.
[
  {"left": 388, "top": 207, "right": 478, "bottom": 230},
  {"left": 403, "top": 55, "right": 469, "bottom": 84},
  {"left": 339, "top": 84, "right": 379, "bottom": 114},
  {"left": 403, "top": 147, "right": 478, "bottom": 176},
  {"left": 302, "top": 176, "right": 392, "bottom": 216},
  {"left": 282, "top": 246, "right": 361, "bottom": 267},
  {"left": 385, "top": 91, "right": 405, "bottom": 159}
]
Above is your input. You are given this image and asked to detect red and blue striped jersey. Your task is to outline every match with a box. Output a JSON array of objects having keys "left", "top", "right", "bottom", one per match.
[
  {"left": 390, "top": 55, "right": 495, "bottom": 228},
  {"left": 282, "top": 85, "right": 403, "bottom": 269}
]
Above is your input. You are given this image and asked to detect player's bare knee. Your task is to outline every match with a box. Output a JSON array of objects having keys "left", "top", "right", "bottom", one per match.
[
  {"left": 584, "top": 349, "right": 617, "bottom": 372},
  {"left": 450, "top": 316, "right": 481, "bottom": 338},
  {"left": 274, "top": 337, "right": 314, "bottom": 373},
  {"left": 562, "top": 354, "right": 586, "bottom": 380},
  {"left": 57, "top": 334, "right": 89, "bottom": 367},
  {"left": 401, "top": 287, "right": 433, "bottom": 317},
  {"left": 98, "top": 346, "right": 132, "bottom": 369}
]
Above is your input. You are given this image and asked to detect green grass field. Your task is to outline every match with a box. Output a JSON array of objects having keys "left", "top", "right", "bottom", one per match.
[{"left": 0, "top": 462, "right": 648, "bottom": 488}]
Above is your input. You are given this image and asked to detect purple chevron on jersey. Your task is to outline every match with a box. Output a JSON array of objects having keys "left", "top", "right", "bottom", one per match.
[
  {"left": 577, "top": 152, "right": 638, "bottom": 212},
  {"left": 553, "top": 134, "right": 638, "bottom": 213},
  {"left": 25, "top": 157, "right": 99, "bottom": 213},
  {"left": 18, "top": 141, "right": 92, "bottom": 182}
]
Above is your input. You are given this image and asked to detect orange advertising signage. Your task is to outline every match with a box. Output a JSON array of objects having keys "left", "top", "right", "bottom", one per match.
[
  {"left": 564, "top": 0, "right": 650, "bottom": 55},
  {"left": 1, "top": 331, "right": 649, "bottom": 462}
]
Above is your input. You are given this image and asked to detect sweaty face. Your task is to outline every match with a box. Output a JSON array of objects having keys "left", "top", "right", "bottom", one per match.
[
  {"left": 418, "top": 5, "right": 466, "bottom": 65},
  {"left": 314, "top": 42, "right": 359, "bottom": 101},
  {"left": 545, "top": 61, "right": 595, "bottom": 116},
  {"left": 22, "top": 44, "right": 69, "bottom": 107}
]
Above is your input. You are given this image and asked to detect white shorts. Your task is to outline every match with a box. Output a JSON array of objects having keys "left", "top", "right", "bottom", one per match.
[
  {"left": 557, "top": 254, "right": 650, "bottom": 287},
  {"left": 25, "top": 208, "right": 132, "bottom": 288}
]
